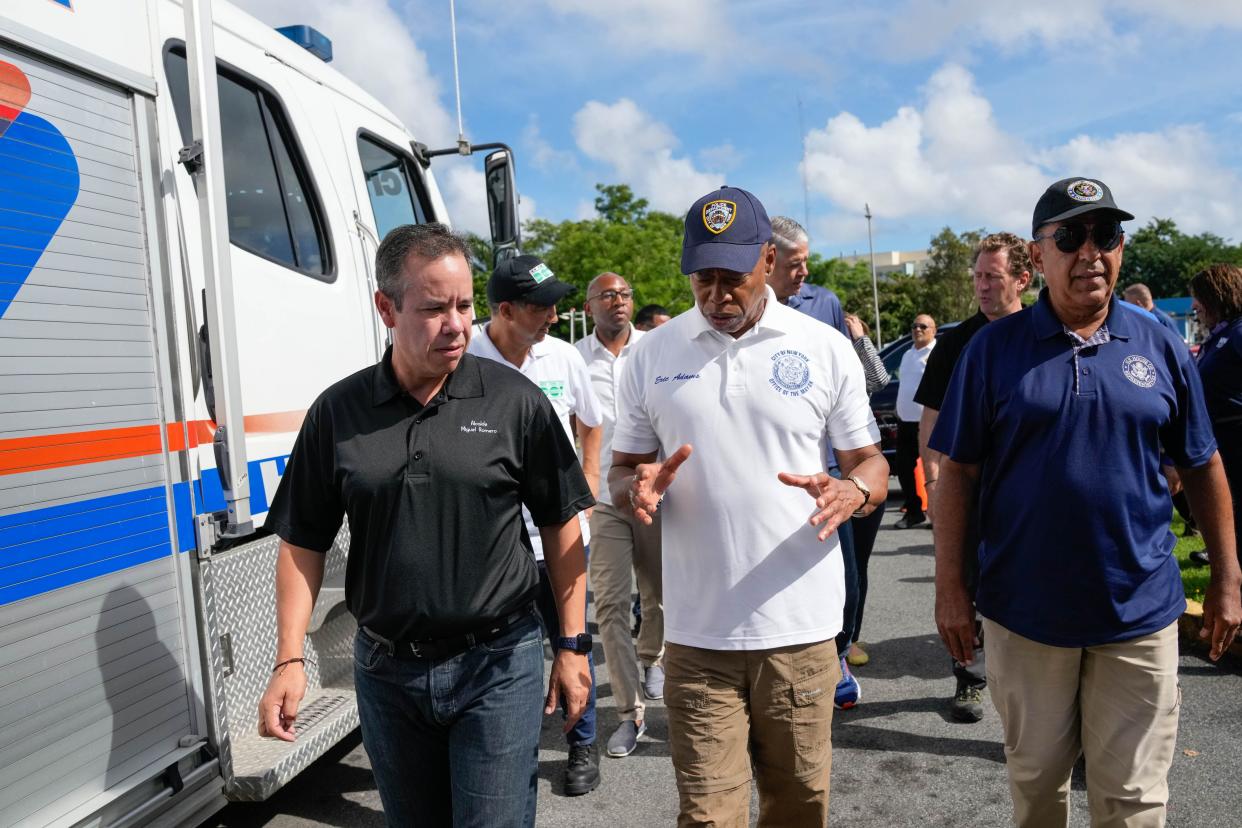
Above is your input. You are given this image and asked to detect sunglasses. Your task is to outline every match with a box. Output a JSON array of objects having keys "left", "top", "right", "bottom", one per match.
[
  {"left": 1034, "top": 220, "right": 1124, "bottom": 254},
  {"left": 911, "top": 323, "right": 931, "bottom": 331}
]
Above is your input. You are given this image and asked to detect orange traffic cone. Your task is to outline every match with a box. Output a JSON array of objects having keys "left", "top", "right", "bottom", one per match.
[{"left": 914, "top": 457, "right": 928, "bottom": 512}]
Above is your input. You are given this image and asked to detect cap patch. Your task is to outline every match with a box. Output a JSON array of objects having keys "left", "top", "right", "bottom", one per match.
[
  {"left": 529, "top": 262, "right": 554, "bottom": 284},
  {"left": 702, "top": 200, "right": 737, "bottom": 235},
  {"left": 1066, "top": 180, "right": 1103, "bottom": 203}
]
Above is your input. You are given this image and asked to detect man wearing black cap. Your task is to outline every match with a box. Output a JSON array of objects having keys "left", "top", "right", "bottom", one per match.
[
  {"left": 258, "top": 224, "right": 594, "bottom": 826},
  {"left": 468, "top": 254, "right": 606, "bottom": 795},
  {"left": 609, "top": 186, "right": 888, "bottom": 825},
  {"left": 930, "top": 178, "right": 1240, "bottom": 825}
]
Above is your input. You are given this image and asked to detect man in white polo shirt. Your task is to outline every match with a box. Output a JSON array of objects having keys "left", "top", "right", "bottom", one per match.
[
  {"left": 576, "top": 271, "right": 665, "bottom": 759},
  {"left": 468, "top": 254, "right": 605, "bottom": 796},
  {"left": 609, "top": 186, "right": 888, "bottom": 826}
]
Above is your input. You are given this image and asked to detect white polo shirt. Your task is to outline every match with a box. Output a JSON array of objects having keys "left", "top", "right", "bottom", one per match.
[
  {"left": 896, "top": 341, "right": 935, "bottom": 423},
  {"left": 613, "top": 288, "right": 880, "bottom": 650},
  {"left": 469, "top": 324, "right": 603, "bottom": 560},
  {"left": 574, "top": 324, "right": 645, "bottom": 507}
]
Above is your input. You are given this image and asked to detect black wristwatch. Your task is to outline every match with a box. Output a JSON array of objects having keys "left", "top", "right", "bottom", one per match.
[{"left": 557, "top": 633, "right": 593, "bottom": 654}]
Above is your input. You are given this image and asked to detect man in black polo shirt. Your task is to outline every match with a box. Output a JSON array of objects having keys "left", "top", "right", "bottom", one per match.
[
  {"left": 915, "top": 231, "right": 1031, "bottom": 723},
  {"left": 257, "top": 223, "right": 595, "bottom": 827}
]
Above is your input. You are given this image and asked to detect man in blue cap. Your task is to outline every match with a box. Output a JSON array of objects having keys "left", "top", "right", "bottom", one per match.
[
  {"left": 609, "top": 186, "right": 888, "bottom": 825},
  {"left": 931, "top": 177, "right": 1240, "bottom": 825}
]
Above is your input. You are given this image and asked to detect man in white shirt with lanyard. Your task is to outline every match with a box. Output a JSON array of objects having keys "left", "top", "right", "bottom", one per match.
[
  {"left": 468, "top": 254, "right": 606, "bottom": 796},
  {"left": 576, "top": 272, "right": 665, "bottom": 759},
  {"left": 609, "top": 186, "right": 888, "bottom": 826}
]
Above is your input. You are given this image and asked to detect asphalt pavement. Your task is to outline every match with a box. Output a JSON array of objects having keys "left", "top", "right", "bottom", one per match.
[{"left": 201, "top": 499, "right": 1242, "bottom": 827}]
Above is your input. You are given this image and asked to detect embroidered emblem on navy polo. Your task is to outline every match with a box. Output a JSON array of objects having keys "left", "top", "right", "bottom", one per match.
[
  {"left": 702, "top": 200, "right": 737, "bottom": 235},
  {"left": 1066, "top": 180, "right": 1103, "bottom": 203},
  {"left": 529, "top": 262, "right": 554, "bottom": 284},
  {"left": 1122, "top": 355, "right": 1157, "bottom": 388},
  {"left": 769, "top": 350, "right": 812, "bottom": 397}
]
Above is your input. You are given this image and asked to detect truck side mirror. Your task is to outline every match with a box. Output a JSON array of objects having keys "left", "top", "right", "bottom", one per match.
[{"left": 484, "top": 149, "right": 520, "bottom": 266}]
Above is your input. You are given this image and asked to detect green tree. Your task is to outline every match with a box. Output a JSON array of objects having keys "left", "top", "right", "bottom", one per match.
[
  {"left": 920, "top": 226, "right": 984, "bottom": 326},
  {"left": 1118, "top": 218, "right": 1242, "bottom": 298},
  {"left": 462, "top": 231, "right": 493, "bottom": 314},
  {"left": 593, "top": 183, "right": 649, "bottom": 224},
  {"left": 522, "top": 184, "right": 692, "bottom": 319}
]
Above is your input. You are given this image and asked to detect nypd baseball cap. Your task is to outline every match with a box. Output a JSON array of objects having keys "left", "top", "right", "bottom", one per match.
[
  {"left": 681, "top": 186, "right": 772, "bottom": 275},
  {"left": 1032, "top": 177, "right": 1135, "bottom": 236},
  {"left": 487, "top": 254, "right": 576, "bottom": 306}
]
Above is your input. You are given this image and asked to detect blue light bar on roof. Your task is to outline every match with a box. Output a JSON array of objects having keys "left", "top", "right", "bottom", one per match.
[{"left": 276, "top": 25, "right": 333, "bottom": 62}]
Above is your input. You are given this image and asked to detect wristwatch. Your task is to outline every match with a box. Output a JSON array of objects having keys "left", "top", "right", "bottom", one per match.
[
  {"left": 847, "top": 475, "right": 871, "bottom": 517},
  {"left": 557, "top": 633, "right": 593, "bottom": 654}
]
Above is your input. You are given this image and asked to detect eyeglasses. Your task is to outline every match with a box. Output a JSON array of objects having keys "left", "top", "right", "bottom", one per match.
[
  {"left": 587, "top": 289, "right": 633, "bottom": 304},
  {"left": 1034, "top": 220, "right": 1124, "bottom": 254},
  {"left": 911, "top": 323, "right": 931, "bottom": 331}
]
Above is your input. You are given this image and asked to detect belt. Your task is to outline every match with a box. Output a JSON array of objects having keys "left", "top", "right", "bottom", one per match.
[{"left": 361, "top": 606, "right": 534, "bottom": 661}]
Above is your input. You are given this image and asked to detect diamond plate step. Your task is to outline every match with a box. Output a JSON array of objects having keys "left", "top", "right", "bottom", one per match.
[{"left": 224, "top": 688, "right": 359, "bottom": 801}]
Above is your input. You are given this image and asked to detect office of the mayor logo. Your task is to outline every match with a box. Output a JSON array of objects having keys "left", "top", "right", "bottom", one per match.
[{"left": 770, "top": 350, "right": 812, "bottom": 396}]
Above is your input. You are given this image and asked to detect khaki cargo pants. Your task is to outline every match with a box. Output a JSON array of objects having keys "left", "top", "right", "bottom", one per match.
[{"left": 664, "top": 638, "right": 840, "bottom": 827}]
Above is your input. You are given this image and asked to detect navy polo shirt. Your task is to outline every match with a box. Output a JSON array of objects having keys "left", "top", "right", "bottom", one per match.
[
  {"left": 929, "top": 290, "right": 1216, "bottom": 647},
  {"left": 1197, "top": 317, "right": 1242, "bottom": 425}
]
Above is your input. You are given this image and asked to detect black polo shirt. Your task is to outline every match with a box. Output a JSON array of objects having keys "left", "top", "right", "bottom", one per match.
[
  {"left": 267, "top": 349, "right": 594, "bottom": 641},
  {"left": 913, "top": 310, "right": 989, "bottom": 411}
]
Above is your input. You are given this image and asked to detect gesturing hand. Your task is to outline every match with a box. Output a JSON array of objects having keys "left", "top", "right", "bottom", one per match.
[
  {"left": 629, "top": 444, "right": 693, "bottom": 525},
  {"left": 777, "top": 471, "right": 865, "bottom": 541}
]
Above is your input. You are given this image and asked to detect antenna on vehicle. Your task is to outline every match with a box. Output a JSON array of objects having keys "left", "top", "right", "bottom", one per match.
[{"left": 449, "top": 0, "right": 469, "bottom": 155}]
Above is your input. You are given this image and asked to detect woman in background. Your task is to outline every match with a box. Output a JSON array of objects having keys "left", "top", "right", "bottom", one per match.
[
  {"left": 1190, "top": 264, "right": 1242, "bottom": 571},
  {"left": 842, "top": 313, "right": 890, "bottom": 666}
]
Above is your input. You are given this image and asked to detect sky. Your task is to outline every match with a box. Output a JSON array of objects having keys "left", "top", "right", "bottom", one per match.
[{"left": 233, "top": 0, "right": 1242, "bottom": 258}]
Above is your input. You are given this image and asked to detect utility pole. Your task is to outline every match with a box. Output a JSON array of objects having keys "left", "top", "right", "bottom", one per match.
[
  {"left": 797, "top": 96, "right": 810, "bottom": 230},
  {"left": 865, "top": 203, "right": 882, "bottom": 349}
]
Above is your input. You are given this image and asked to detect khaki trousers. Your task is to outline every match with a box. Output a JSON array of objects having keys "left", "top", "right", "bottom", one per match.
[
  {"left": 588, "top": 503, "right": 663, "bottom": 722},
  {"left": 983, "top": 618, "right": 1180, "bottom": 828},
  {"left": 664, "top": 638, "right": 839, "bottom": 828}
]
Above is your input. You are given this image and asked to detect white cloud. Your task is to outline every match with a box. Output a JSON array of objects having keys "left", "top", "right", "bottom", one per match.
[
  {"left": 572, "top": 99, "right": 723, "bottom": 215},
  {"left": 699, "top": 143, "right": 744, "bottom": 172},
  {"left": 1038, "top": 128, "right": 1241, "bottom": 235},
  {"left": 885, "top": 0, "right": 1242, "bottom": 57},
  {"left": 801, "top": 63, "right": 1242, "bottom": 239},
  {"left": 543, "top": 0, "right": 736, "bottom": 55},
  {"left": 574, "top": 200, "right": 597, "bottom": 221},
  {"left": 522, "top": 116, "right": 577, "bottom": 173},
  {"left": 231, "top": 0, "right": 456, "bottom": 146}
]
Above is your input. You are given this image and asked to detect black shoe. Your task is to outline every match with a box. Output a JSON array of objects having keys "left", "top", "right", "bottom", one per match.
[
  {"left": 894, "top": 514, "right": 926, "bottom": 530},
  {"left": 950, "top": 683, "right": 984, "bottom": 723},
  {"left": 564, "top": 743, "right": 600, "bottom": 796},
  {"left": 1189, "top": 550, "right": 1211, "bottom": 566}
]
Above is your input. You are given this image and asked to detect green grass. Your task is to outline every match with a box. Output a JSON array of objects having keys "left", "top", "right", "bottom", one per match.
[{"left": 1171, "top": 511, "right": 1210, "bottom": 603}]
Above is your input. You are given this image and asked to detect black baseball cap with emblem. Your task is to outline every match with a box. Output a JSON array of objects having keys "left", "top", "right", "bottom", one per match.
[
  {"left": 681, "top": 185, "right": 772, "bottom": 275},
  {"left": 1032, "top": 177, "right": 1135, "bottom": 236},
  {"left": 487, "top": 254, "right": 577, "bottom": 306}
]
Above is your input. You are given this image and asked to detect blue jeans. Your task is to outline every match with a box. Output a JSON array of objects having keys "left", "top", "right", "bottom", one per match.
[
  {"left": 536, "top": 560, "right": 597, "bottom": 746},
  {"left": 353, "top": 611, "right": 544, "bottom": 827}
]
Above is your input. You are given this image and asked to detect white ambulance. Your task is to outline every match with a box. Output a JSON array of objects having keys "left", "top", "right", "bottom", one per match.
[{"left": 0, "top": 2, "right": 520, "bottom": 825}]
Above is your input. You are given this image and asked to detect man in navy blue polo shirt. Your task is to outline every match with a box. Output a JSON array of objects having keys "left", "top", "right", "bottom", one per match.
[{"left": 930, "top": 177, "right": 1240, "bottom": 826}]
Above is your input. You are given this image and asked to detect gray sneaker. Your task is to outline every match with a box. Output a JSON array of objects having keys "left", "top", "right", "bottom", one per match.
[
  {"left": 606, "top": 719, "right": 646, "bottom": 757},
  {"left": 951, "top": 683, "right": 984, "bottom": 723},
  {"left": 643, "top": 664, "right": 665, "bottom": 700}
]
